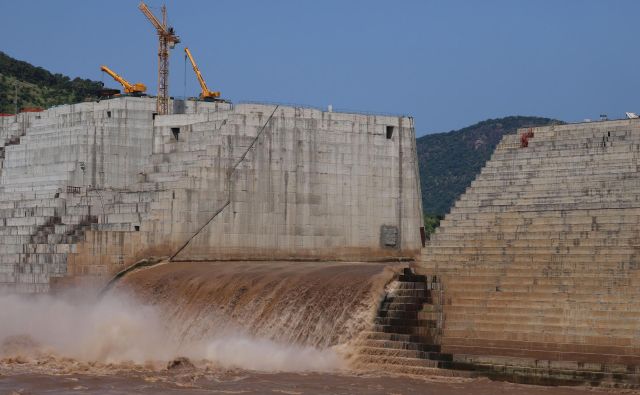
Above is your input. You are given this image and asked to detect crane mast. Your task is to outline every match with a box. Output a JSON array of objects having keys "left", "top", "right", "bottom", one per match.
[
  {"left": 184, "top": 47, "right": 221, "bottom": 101},
  {"left": 100, "top": 65, "right": 146, "bottom": 95},
  {"left": 138, "top": 2, "right": 180, "bottom": 115}
]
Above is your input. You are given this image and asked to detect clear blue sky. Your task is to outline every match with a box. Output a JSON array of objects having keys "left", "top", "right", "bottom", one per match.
[{"left": 2, "top": 0, "right": 639, "bottom": 136}]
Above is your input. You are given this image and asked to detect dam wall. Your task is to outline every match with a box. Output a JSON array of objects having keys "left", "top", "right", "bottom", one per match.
[
  {"left": 0, "top": 97, "right": 423, "bottom": 292},
  {"left": 419, "top": 120, "right": 640, "bottom": 383}
]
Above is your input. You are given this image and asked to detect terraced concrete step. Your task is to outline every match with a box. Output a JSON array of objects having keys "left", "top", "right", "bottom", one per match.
[
  {"left": 458, "top": 187, "right": 640, "bottom": 203},
  {"left": 445, "top": 293, "right": 638, "bottom": 304},
  {"left": 397, "top": 274, "right": 426, "bottom": 282},
  {"left": 478, "top": 159, "right": 638, "bottom": 173},
  {"left": 423, "top": 245, "right": 640, "bottom": 254},
  {"left": 426, "top": 236, "right": 640, "bottom": 247},
  {"left": 474, "top": 164, "right": 640, "bottom": 180},
  {"left": 377, "top": 310, "right": 418, "bottom": 319},
  {"left": 395, "top": 282, "right": 427, "bottom": 290},
  {"left": 355, "top": 354, "right": 441, "bottom": 369},
  {"left": 358, "top": 346, "right": 453, "bottom": 362},
  {"left": 381, "top": 302, "right": 424, "bottom": 311},
  {"left": 434, "top": 276, "right": 640, "bottom": 287},
  {"left": 446, "top": 299, "right": 640, "bottom": 313},
  {"left": 448, "top": 201, "right": 640, "bottom": 215},
  {"left": 355, "top": 361, "right": 473, "bottom": 377},
  {"left": 444, "top": 207, "right": 640, "bottom": 220},
  {"left": 443, "top": 316, "right": 640, "bottom": 331},
  {"left": 373, "top": 317, "right": 437, "bottom": 327},
  {"left": 388, "top": 288, "right": 427, "bottom": 297},
  {"left": 359, "top": 339, "right": 442, "bottom": 353},
  {"left": 430, "top": 228, "right": 640, "bottom": 241},
  {"left": 372, "top": 324, "right": 440, "bottom": 337},
  {"left": 486, "top": 152, "right": 640, "bottom": 169},
  {"left": 493, "top": 142, "right": 640, "bottom": 158},
  {"left": 383, "top": 295, "right": 429, "bottom": 304},
  {"left": 489, "top": 149, "right": 640, "bottom": 166}
]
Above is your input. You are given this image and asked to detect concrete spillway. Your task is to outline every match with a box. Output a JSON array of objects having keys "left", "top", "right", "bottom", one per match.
[{"left": 114, "top": 261, "right": 395, "bottom": 348}]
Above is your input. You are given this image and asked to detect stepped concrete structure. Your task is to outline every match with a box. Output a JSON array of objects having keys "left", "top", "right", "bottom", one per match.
[
  {"left": 418, "top": 120, "right": 640, "bottom": 385},
  {"left": 355, "top": 268, "right": 460, "bottom": 376},
  {"left": 0, "top": 97, "right": 423, "bottom": 292}
]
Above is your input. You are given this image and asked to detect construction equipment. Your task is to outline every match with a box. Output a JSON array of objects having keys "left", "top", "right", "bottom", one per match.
[
  {"left": 184, "top": 47, "right": 221, "bottom": 101},
  {"left": 138, "top": 1, "right": 180, "bottom": 115},
  {"left": 100, "top": 65, "right": 147, "bottom": 95}
]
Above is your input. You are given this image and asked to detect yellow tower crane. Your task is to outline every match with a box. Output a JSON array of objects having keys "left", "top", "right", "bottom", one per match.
[
  {"left": 184, "top": 47, "right": 221, "bottom": 101},
  {"left": 100, "top": 65, "right": 147, "bottom": 95},
  {"left": 138, "top": 1, "right": 180, "bottom": 115}
]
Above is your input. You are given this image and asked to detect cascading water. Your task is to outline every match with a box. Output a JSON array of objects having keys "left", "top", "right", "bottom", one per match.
[
  {"left": 116, "top": 261, "right": 397, "bottom": 349},
  {"left": 0, "top": 261, "right": 400, "bottom": 374}
]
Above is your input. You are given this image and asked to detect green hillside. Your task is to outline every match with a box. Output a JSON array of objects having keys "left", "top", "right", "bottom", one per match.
[
  {"left": 416, "top": 116, "right": 564, "bottom": 218},
  {"left": 0, "top": 51, "right": 103, "bottom": 113}
]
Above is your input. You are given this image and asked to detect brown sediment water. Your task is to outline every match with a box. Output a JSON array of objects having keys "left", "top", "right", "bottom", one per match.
[
  {"left": 115, "top": 261, "right": 398, "bottom": 349},
  {"left": 1, "top": 365, "right": 635, "bottom": 395},
  {"left": 0, "top": 261, "right": 400, "bottom": 374},
  {"left": 1, "top": 260, "right": 636, "bottom": 394}
]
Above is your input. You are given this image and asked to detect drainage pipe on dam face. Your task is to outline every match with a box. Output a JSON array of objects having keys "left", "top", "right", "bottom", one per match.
[{"left": 98, "top": 257, "right": 165, "bottom": 297}]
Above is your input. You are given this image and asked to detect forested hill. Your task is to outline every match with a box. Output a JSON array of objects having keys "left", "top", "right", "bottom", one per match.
[
  {"left": 417, "top": 116, "right": 564, "bottom": 217},
  {"left": 0, "top": 51, "right": 103, "bottom": 113}
]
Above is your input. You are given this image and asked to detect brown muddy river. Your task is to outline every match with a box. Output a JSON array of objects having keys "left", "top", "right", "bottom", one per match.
[
  {"left": 0, "top": 368, "right": 627, "bottom": 395},
  {"left": 0, "top": 262, "right": 636, "bottom": 394}
]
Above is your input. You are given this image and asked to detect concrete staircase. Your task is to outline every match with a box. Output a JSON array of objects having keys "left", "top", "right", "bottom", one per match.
[
  {"left": 419, "top": 120, "right": 640, "bottom": 385},
  {"left": 355, "top": 268, "right": 462, "bottom": 376},
  {"left": 0, "top": 101, "right": 156, "bottom": 292}
]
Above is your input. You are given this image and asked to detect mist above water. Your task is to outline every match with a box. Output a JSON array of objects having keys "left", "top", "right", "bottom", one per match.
[
  {"left": 0, "top": 262, "right": 395, "bottom": 374},
  {"left": 0, "top": 291, "right": 342, "bottom": 372},
  {"left": 117, "top": 261, "right": 394, "bottom": 349}
]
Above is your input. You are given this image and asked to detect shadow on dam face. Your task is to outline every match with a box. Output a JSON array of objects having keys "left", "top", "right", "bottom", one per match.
[{"left": 0, "top": 261, "right": 400, "bottom": 373}]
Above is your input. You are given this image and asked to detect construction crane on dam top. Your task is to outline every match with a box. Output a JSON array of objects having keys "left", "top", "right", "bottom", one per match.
[
  {"left": 100, "top": 65, "right": 147, "bottom": 95},
  {"left": 184, "top": 47, "right": 222, "bottom": 102},
  {"left": 138, "top": 1, "right": 180, "bottom": 115}
]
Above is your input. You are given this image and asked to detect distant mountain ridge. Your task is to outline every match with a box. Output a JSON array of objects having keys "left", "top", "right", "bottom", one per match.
[
  {"left": 416, "top": 116, "right": 564, "bottom": 216},
  {"left": 0, "top": 51, "right": 103, "bottom": 113}
]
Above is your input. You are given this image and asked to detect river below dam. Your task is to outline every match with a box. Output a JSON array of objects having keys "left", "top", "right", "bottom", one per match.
[
  {"left": 2, "top": 367, "right": 629, "bottom": 395},
  {"left": 0, "top": 261, "right": 635, "bottom": 394}
]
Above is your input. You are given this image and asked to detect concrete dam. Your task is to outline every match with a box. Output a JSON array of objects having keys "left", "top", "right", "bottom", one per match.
[
  {"left": 420, "top": 121, "right": 640, "bottom": 385},
  {"left": 1, "top": 97, "right": 639, "bottom": 387},
  {"left": 0, "top": 97, "right": 422, "bottom": 291}
]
